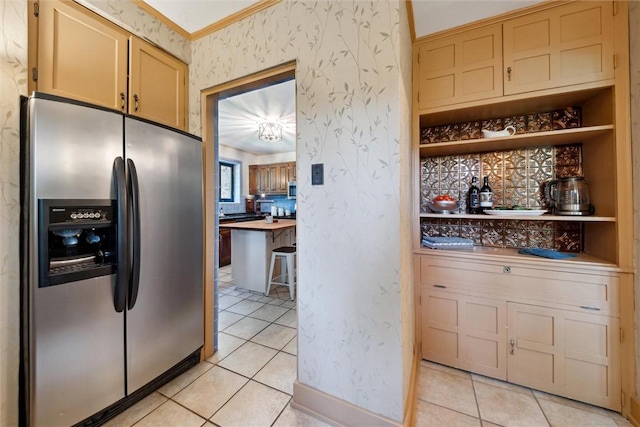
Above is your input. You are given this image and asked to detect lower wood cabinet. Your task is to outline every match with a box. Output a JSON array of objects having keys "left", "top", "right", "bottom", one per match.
[
  {"left": 219, "top": 228, "right": 231, "bottom": 267},
  {"left": 507, "top": 302, "right": 620, "bottom": 410},
  {"left": 422, "top": 289, "right": 506, "bottom": 379},
  {"left": 416, "top": 254, "right": 623, "bottom": 411}
]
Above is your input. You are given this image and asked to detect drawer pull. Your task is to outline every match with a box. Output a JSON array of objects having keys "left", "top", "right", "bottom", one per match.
[
  {"left": 433, "top": 284, "right": 447, "bottom": 289},
  {"left": 579, "top": 306, "right": 600, "bottom": 311}
]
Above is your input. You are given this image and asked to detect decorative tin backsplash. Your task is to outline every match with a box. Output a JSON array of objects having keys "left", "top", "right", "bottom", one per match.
[{"left": 420, "top": 144, "right": 584, "bottom": 252}]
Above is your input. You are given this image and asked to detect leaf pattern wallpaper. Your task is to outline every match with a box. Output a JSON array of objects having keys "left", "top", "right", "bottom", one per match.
[
  {"left": 189, "top": 1, "right": 412, "bottom": 420},
  {"left": 0, "top": 1, "right": 27, "bottom": 425}
]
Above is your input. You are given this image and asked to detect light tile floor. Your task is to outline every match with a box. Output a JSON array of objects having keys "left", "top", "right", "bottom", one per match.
[{"left": 105, "top": 264, "right": 634, "bottom": 427}]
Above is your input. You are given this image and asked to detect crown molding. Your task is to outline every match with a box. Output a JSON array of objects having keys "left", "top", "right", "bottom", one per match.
[
  {"left": 132, "top": 0, "right": 191, "bottom": 39},
  {"left": 191, "top": 0, "right": 282, "bottom": 40},
  {"left": 132, "top": 0, "right": 282, "bottom": 41}
]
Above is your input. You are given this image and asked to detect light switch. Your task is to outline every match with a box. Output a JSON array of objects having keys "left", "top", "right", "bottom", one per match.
[{"left": 311, "top": 163, "right": 324, "bottom": 185}]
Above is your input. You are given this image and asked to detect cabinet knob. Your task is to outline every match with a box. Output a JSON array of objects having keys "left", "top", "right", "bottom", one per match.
[
  {"left": 120, "top": 92, "right": 126, "bottom": 110},
  {"left": 509, "top": 339, "right": 515, "bottom": 355},
  {"left": 507, "top": 67, "right": 512, "bottom": 81},
  {"left": 133, "top": 94, "right": 139, "bottom": 112}
]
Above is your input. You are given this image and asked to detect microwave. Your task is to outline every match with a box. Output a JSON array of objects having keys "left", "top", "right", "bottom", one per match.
[{"left": 287, "top": 181, "right": 296, "bottom": 199}]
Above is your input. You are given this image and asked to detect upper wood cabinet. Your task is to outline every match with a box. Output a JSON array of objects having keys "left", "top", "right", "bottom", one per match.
[
  {"left": 37, "top": 0, "right": 128, "bottom": 110},
  {"left": 249, "top": 162, "right": 295, "bottom": 195},
  {"left": 416, "top": 24, "right": 503, "bottom": 109},
  {"left": 34, "top": 0, "right": 188, "bottom": 130},
  {"left": 129, "top": 37, "right": 187, "bottom": 130},
  {"left": 503, "top": 1, "right": 614, "bottom": 95},
  {"left": 415, "top": 2, "right": 615, "bottom": 110}
]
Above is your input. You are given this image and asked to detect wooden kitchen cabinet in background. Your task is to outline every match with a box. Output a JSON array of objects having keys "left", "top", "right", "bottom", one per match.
[
  {"left": 219, "top": 228, "right": 231, "bottom": 267},
  {"left": 249, "top": 162, "right": 295, "bottom": 195},
  {"left": 32, "top": 0, "right": 188, "bottom": 131}
]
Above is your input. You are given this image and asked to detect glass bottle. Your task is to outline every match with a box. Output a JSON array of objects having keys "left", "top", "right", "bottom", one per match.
[
  {"left": 468, "top": 177, "right": 480, "bottom": 214},
  {"left": 480, "top": 176, "right": 493, "bottom": 211}
]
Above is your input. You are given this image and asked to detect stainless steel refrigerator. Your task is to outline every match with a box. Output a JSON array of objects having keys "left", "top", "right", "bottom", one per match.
[{"left": 20, "top": 93, "right": 203, "bottom": 426}]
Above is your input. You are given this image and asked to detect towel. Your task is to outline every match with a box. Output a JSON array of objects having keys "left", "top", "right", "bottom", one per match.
[
  {"left": 517, "top": 248, "right": 577, "bottom": 259},
  {"left": 422, "top": 236, "right": 474, "bottom": 249}
]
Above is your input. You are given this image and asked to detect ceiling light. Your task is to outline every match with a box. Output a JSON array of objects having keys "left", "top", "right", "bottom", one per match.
[{"left": 258, "top": 122, "right": 283, "bottom": 142}]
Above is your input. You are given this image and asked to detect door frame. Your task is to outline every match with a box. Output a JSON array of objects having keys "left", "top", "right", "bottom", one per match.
[{"left": 200, "top": 61, "right": 296, "bottom": 358}]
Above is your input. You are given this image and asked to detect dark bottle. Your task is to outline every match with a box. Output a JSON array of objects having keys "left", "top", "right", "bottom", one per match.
[
  {"left": 480, "top": 176, "right": 493, "bottom": 211},
  {"left": 468, "top": 177, "right": 480, "bottom": 214}
]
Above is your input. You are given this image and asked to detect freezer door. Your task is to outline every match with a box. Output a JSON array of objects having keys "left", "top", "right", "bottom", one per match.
[
  {"left": 26, "top": 94, "right": 125, "bottom": 425},
  {"left": 125, "top": 117, "right": 203, "bottom": 393}
]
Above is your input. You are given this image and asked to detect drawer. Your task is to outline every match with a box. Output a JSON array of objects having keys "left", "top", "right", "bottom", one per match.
[{"left": 417, "top": 255, "right": 619, "bottom": 314}]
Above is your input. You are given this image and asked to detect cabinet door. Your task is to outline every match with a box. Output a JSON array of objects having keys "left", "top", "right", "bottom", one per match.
[
  {"left": 288, "top": 162, "right": 297, "bottom": 182},
  {"left": 129, "top": 37, "right": 187, "bottom": 130},
  {"left": 257, "top": 166, "right": 269, "bottom": 194},
  {"left": 277, "top": 164, "right": 289, "bottom": 192},
  {"left": 416, "top": 24, "right": 502, "bottom": 109},
  {"left": 507, "top": 303, "right": 620, "bottom": 410},
  {"left": 266, "top": 165, "right": 278, "bottom": 193},
  {"left": 422, "top": 288, "right": 506, "bottom": 379},
  {"left": 219, "top": 229, "right": 231, "bottom": 267},
  {"left": 503, "top": 1, "right": 614, "bottom": 95},
  {"left": 249, "top": 165, "right": 258, "bottom": 195},
  {"left": 37, "top": 0, "right": 128, "bottom": 111}
]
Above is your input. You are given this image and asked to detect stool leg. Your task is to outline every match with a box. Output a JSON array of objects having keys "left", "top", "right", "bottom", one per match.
[
  {"left": 287, "top": 254, "right": 295, "bottom": 300},
  {"left": 266, "top": 252, "right": 277, "bottom": 296}
]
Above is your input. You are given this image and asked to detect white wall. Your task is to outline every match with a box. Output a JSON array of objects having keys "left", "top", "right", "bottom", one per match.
[{"left": 190, "top": 1, "right": 412, "bottom": 421}]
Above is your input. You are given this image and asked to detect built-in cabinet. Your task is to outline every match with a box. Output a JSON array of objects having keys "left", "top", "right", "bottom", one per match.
[
  {"left": 249, "top": 162, "right": 295, "bottom": 195},
  {"left": 32, "top": 0, "right": 188, "bottom": 130},
  {"left": 413, "top": 0, "right": 633, "bottom": 415},
  {"left": 415, "top": 1, "right": 615, "bottom": 109},
  {"left": 417, "top": 254, "right": 623, "bottom": 410}
]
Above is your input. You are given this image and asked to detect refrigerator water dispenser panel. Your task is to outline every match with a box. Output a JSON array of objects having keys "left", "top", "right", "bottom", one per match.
[{"left": 39, "top": 199, "right": 117, "bottom": 287}]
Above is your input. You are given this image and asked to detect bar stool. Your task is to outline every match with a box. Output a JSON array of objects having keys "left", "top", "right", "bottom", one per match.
[{"left": 266, "top": 246, "right": 296, "bottom": 300}]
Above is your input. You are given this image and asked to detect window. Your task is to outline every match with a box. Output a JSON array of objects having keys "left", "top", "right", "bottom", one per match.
[{"left": 219, "top": 161, "right": 235, "bottom": 202}]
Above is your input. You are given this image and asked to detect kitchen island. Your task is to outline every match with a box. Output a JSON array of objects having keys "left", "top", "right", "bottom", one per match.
[{"left": 219, "top": 219, "right": 296, "bottom": 294}]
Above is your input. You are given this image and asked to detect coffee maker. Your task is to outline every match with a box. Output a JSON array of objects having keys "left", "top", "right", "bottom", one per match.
[{"left": 544, "top": 177, "right": 594, "bottom": 215}]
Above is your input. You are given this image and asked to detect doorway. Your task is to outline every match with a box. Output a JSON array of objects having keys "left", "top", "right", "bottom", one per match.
[{"left": 201, "top": 62, "right": 296, "bottom": 358}]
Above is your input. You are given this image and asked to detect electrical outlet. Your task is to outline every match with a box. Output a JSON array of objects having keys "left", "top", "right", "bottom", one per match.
[{"left": 311, "top": 163, "right": 324, "bottom": 185}]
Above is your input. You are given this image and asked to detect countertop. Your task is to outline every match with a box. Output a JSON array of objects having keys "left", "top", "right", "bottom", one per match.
[{"left": 219, "top": 219, "right": 296, "bottom": 231}]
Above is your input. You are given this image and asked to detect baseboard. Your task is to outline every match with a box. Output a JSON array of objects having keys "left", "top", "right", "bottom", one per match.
[
  {"left": 292, "top": 381, "right": 402, "bottom": 427},
  {"left": 402, "top": 352, "right": 420, "bottom": 427},
  {"left": 629, "top": 395, "right": 640, "bottom": 427}
]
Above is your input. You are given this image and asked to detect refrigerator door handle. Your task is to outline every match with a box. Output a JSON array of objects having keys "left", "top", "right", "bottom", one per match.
[
  {"left": 113, "top": 157, "right": 128, "bottom": 312},
  {"left": 127, "top": 158, "right": 141, "bottom": 310}
]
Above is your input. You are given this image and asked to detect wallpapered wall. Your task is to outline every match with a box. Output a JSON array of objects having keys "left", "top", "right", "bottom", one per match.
[
  {"left": 0, "top": 0, "right": 414, "bottom": 424},
  {"left": 5, "top": 1, "right": 639, "bottom": 425},
  {"left": 190, "top": 2, "right": 413, "bottom": 420},
  {"left": 0, "top": 1, "right": 27, "bottom": 425}
]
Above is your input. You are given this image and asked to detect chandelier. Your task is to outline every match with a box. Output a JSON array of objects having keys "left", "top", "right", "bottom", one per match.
[{"left": 258, "top": 122, "right": 283, "bottom": 142}]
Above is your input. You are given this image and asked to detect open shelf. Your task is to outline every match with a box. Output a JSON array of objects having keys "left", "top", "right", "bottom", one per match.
[
  {"left": 418, "top": 125, "right": 613, "bottom": 157},
  {"left": 419, "top": 212, "right": 615, "bottom": 222}
]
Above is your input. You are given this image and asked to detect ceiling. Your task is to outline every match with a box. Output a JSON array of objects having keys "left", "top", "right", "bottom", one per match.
[
  {"left": 142, "top": 0, "right": 542, "bottom": 155},
  {"left": 218, "top": 79, "right": 296, "bottom": 155}
]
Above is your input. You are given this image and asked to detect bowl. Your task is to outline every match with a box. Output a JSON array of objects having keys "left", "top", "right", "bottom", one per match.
[
  {"left": 430, "top": 199, "right": 459, "bottom": 210},
  {"left": 428, "top": 200, "right": 460, "bottom": 213}
]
